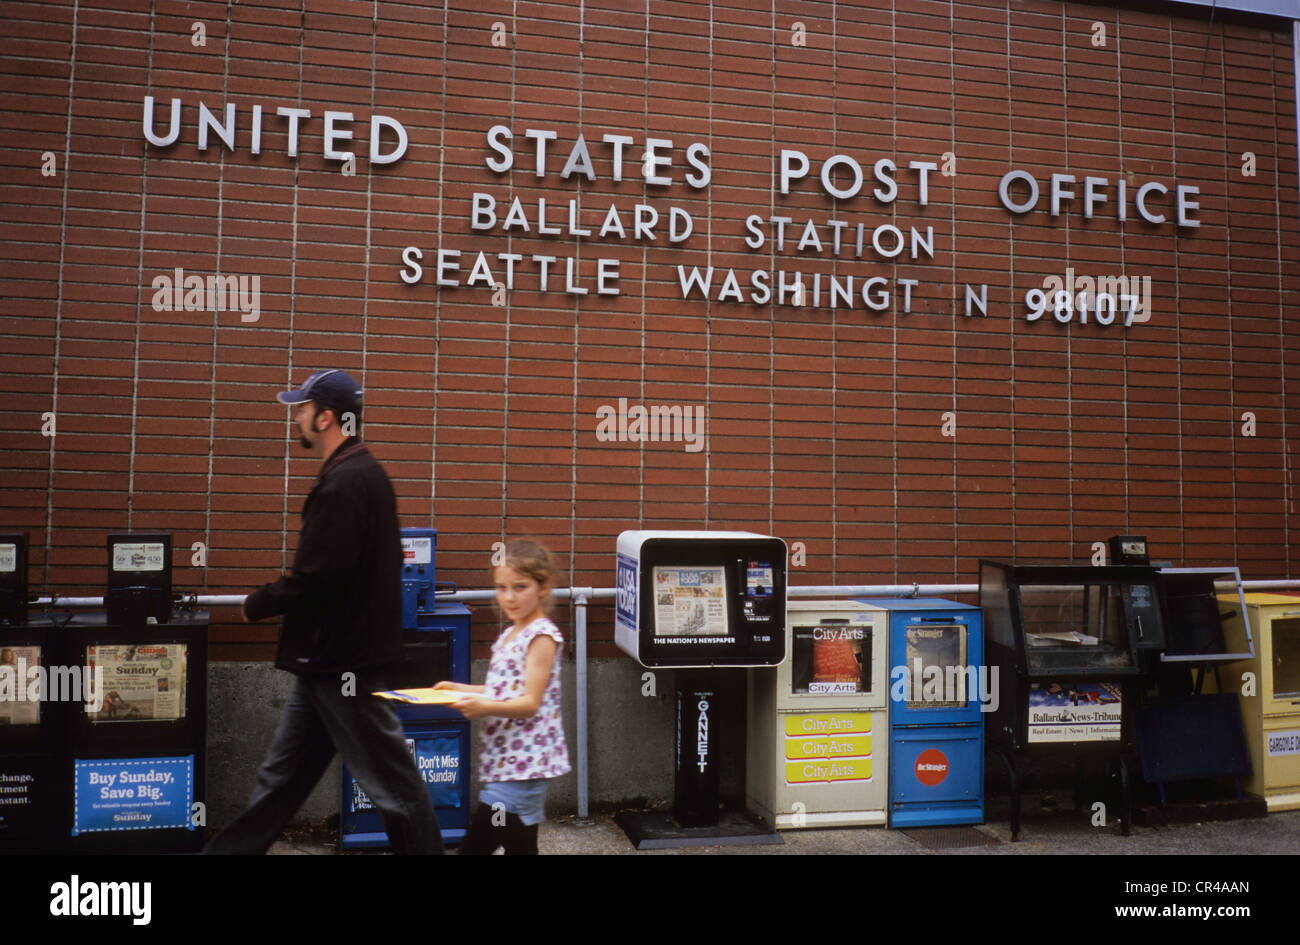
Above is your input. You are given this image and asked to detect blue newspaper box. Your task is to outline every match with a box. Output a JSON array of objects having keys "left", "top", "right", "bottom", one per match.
[
  {"left": 861, "top": 597, "right": 985, "bottom": 828},
  {"left": 339, "top": 528, "right": 472, "bottom": 848},
  {"left": 341, "top": 720, "right": 470, "bottom": 848}
]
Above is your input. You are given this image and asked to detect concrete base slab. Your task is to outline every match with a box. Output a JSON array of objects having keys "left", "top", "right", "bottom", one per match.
[{"left": 614, "top": 807, "right": 783, "bottom": 850}]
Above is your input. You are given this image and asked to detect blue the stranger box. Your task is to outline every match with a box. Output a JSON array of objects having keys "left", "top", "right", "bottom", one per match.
[{"left": 860, "top": 597, "right": 986, "bottom": 828}]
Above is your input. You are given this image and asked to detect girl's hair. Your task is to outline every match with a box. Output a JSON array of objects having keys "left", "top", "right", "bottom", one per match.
[{"left": 500, "top": 538, "right": 557, "bottom": 612}]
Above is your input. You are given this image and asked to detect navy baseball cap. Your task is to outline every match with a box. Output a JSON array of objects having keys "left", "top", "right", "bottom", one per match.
[{"left": 276, "top": 369, "right": 363, "bottom": 416}]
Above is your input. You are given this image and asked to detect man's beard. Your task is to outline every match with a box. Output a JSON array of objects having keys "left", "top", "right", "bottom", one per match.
[{"left": 298, "top": 434, "right": 313, "bottom": 449}]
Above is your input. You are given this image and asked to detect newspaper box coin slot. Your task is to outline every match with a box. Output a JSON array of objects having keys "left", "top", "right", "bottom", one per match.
[
  {"left": 105, "top": 532, "right": 173, "bottom": 629},
  {"left": 400, "top": 528, "right": 438, "bottom": 629},
  {"left": 0, "top": 531, "right": 29, "bottom": 627}
]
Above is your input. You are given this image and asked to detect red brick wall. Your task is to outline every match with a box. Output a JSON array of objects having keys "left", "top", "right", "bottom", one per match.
[{"left": 3, "top": 0, "right": 1298, "bottom": 658}]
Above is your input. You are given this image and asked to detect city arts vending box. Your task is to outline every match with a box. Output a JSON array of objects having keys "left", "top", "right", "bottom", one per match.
[{"left": 747, "top": 599, "right": 888, "bottom": 828}]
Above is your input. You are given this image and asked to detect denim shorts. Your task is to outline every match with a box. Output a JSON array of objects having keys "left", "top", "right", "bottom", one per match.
[{"left": 479, "top": 778, "right": 549, "bottom": 826}]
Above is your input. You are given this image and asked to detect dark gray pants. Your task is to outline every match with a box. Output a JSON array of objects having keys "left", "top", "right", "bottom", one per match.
[{"left": 205, "top": 671, "right": 443, "bottom": 855}]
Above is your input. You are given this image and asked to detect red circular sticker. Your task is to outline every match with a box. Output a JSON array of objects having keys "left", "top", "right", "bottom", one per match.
[{"left": 914, "top": 749, "right": 949, "bottom": 787}]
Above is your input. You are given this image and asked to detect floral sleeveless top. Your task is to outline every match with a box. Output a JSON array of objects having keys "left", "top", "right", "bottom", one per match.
[{"left": 478, "top": 617, "right": 571, "bottom": 782}]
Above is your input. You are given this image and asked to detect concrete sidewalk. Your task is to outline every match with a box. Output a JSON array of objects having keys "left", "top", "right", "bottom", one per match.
[{"left": 268, "top": 802, "right": 1300, "bottom": 855}]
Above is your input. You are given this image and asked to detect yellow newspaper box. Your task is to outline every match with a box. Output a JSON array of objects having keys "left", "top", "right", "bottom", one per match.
[{"left": 1214, "top": 593, "right": 1300, "bottom": 811}]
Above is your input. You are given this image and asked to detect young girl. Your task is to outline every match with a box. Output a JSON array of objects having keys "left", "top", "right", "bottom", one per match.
[{"left": 434, "top": 539, "right": 570, "bottom": 854}]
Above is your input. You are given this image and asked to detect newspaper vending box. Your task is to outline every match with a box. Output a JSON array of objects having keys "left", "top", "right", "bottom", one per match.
[
  {"left": 863, "top": 597, "right": 985, "bottom": 828},
  {"left": 615, "top": 531, "right": 787, "bottom": 847},
  {"left": 980, "top": 561, "right": 1160, "bottom": 839},
  {"left": 1129, "top": 566, "right": 1254, "bottom": 811},
  {"left": 0, "top": 532, "right": 74, "bottom": 853},
  {"left": 1212, "top": 593, "right": 1300, "bottom": 811},
  {"left": 747, "top": 599, "right": 888, "bottom": 828},
  {"left": 341, "top": 528, "right": 473, "bottom": 848},
  {"left": 67, "top": 533, "right": 208, "bottom": 853}
]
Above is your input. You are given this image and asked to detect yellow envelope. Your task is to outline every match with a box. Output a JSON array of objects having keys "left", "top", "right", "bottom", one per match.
[{"left": 372, "top": 687, "right": 462, "bottom": 705}]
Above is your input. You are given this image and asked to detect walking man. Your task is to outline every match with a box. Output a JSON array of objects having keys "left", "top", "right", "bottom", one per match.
[{"left": 206, "top": 369, "right": 442, "bottom": 854}]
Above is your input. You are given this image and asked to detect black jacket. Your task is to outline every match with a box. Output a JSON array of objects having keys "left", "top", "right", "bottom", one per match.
[{"left": 245, "top": 440, "right": 404, "bottom": 674}]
